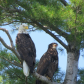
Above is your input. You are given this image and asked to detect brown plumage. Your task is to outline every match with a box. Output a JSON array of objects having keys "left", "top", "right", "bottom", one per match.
[
  {"left": 16, "top": 24, "right": 36, "bottom": 76},
  {"left": 16, "top": 34, "right": 36, "bottom": 73},
  {"left": 36, "top": 43, "right": 58, "bottom": 84}
]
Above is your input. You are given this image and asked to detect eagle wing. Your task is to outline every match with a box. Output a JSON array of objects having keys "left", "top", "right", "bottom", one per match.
[
  {"left": 46, "top": 50, "right": 58, "bottom": 78},
  {"left": 36, "top": 44, "right": 58, "bottom": 84},
  {"left": 16, "top": 34, "right": 36, "bottom": 73},
  {"left": 37, "top": 52, "right": 51, "bottom": 75}
]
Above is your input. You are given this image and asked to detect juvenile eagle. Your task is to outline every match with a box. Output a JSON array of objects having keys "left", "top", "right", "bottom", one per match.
[
  {"left": 36, "top": 43, "right": 58, "bottom": 84},
  {"left": 16, "top": 24, "right": 36, "bottom": 76}
]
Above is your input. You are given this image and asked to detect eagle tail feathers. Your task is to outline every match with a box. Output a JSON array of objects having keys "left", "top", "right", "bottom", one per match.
[{"left": 23, "top": 60, "right": 30, "bottom": 76}]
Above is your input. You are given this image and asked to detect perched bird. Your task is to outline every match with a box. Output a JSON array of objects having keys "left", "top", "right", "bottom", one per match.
[
  {"left": 16, "top": 24, "right": 36, "bottom": 77},
  {"left": 36, "top": 43, "right": 58, "bottom": 84}
]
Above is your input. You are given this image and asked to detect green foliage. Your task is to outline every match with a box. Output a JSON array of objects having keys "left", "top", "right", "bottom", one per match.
[
  {"left": 1, "top": 0, "right": 84, "bottom": 83},
  {"left": 53, "top": 69, "right": 65, "bottom": 83},
  {"left": 0, "top": 76, "right": 3, "bottom": 84},
  {"left": 0, "top": 49, "right": 20, "bottom": 70},
  {"left": 0, "top": 48, "right": 36, "bottom": 84},
  {"left": 77, "top": 69, "right": 84, "bottom": 84},
  {"left": 0, "top": 48, "right": 63, "bottom": 84},
  {"left": 0, "top": 0, "right": 84, "bottom": 48},
  {"left": 0, "top": 0, "right": 84, "bottom": 33},
  {"left": 1, "top": 46, "right": 84, "bottom": 84}
]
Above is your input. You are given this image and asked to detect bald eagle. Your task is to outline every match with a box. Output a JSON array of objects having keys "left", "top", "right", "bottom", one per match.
[
  {"left": 36, "top": 43, "right": 58, "bottom": 84},
  {"left": 16, "top": 24, "right": 36, "bottom": 76}
]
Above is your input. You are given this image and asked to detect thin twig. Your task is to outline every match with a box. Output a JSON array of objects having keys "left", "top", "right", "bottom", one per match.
[
  {"left": 6, "top": 65, "right": 25, "bottom": 81},
  {"left": 0, "top": 55, "right": 22, "bottom": 68},
  {"left": 2, "top": 21, "right": 20, "bottom": 26},
  {"left": 0, "top": 28, "right": 21, "bottom": 61},
  {"left": 0, "top": 28, "right": 14, "bottom": 48}
]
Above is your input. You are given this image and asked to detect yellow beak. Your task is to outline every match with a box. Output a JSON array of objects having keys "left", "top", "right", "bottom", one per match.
[{"left": 24, "top": 26, "right": 28, "bottom": 29}]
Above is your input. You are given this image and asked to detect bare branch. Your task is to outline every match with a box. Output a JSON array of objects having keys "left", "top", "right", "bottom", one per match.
[
  {"left": 31, "top": 21, "right": 68, "bottom": 50},
  {"left": 42, "top": 24, "right": 70, "bottom": 43},
  {"left": 0, "top": 28, "right": 14, "bottom": 48},
  {"left": 34, "top": 72, "right": 62, "bottom": 84},
  {"left": 0, "top": 37, "right": 12, "bottom": 50},
  {"left": 0, "top": 28, "right": 21, "bottom": 61}
]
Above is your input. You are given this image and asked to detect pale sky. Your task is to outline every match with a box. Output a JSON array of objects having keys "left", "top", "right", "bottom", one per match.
[{"left": 0, "top": 25, "right": 84, "bottom": 72}]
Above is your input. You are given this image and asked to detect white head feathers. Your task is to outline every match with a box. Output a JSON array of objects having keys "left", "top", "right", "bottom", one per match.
[{"left": 18, "top": 24, "right": 28, "bottom": 34}]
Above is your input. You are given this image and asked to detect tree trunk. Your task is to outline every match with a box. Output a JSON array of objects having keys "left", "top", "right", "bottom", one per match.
[{"left": 64, "top": 50, "right": 79, "bottom": 84}]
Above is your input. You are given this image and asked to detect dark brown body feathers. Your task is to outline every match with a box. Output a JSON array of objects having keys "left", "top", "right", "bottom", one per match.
[
  {"left": 16, "top": 34, "right": 36, "bottom": 73},
  {"left": 36, "top": 43, "right": 58, "bottom": 84}
]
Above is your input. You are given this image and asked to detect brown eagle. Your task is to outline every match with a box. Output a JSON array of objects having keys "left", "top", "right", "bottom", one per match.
[
  {"left": 16, "top": 24, "right": 36, "bottom": 77},
  {"left": 36, "top": 43, "right": 58, "bottom": 84}
]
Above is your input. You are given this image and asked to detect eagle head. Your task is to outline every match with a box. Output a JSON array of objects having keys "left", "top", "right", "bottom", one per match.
[
  {"left": 48, "top": 43, "right": 58, "bottom": 49},
  {"left": 18, "top": 24, "right": 28, "bottom": 33}
]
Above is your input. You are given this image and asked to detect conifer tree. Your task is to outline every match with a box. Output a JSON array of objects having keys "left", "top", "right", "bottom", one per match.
[{"left": 0, "top": 0, "right": 84, "bottom": 84}]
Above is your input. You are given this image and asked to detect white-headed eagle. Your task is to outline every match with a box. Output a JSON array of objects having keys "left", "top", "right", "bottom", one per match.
[
  {"left": 16, "top": 24, "right": 36, "bottom": 77},
  {"left": 36, "top": 43, "right": 58, "bottom": 84}
]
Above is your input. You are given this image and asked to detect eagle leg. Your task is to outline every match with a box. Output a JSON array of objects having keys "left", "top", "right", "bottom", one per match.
[
  {"left": 46, "top": 76, "right": 51, "bottom": 80},
  {"left": 25, "top": 76, "right": 27, "bottom": 84}
]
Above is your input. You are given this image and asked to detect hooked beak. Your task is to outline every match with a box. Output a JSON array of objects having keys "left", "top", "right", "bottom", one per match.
[
  {"left": 54, "top": 44, "right": 58, "bottom": 47},
  {"left": 24, "top": 26, "right": 28, "bottom": 29},
  {"left": 53, "top": 44, "right": 58, "bottom": 49}
]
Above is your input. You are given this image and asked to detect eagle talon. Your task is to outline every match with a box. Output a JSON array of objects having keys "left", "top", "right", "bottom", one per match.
[{"left": 46, "top": 76, "right": 51, "bottom": 80}]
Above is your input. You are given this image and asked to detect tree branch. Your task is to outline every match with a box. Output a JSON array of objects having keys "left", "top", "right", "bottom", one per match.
[
  {"left": 0, "top": 5, "right": 21, "bottom": 13},
  {"left": 31, "top": 21, "right": 68, "bottom": 50},
  {"left": 6, "top": 65, "right": 25, "bottom": 81},
  {"left": 60, "top": 0, "right": 68, "bottom": 6},
  {"left": 34, "top": 72, "right": 62, "bottom": 84},
  {"left": 0, "top": 37, "right": 12, "bottom": 50},
  {"left": 0, "top": 4, "right": 70, "bottom": 44},
  {"left": 2, "top": 20, "right": 20, "bottom": 26},
  {"left": 13, "top": 2, "right": 69, "bottom": 42},
  {"left": 0, "top": 28, "right": 14, "bottom": 47},
  {"left": 0, "top": 28, "right": 21, "bottom": 61},
  {"left": 0, "top": 55, "right": 22, "bottom": 68},
  {"left": 0, "top": 28, "right": 63, "bottom": 84}
]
